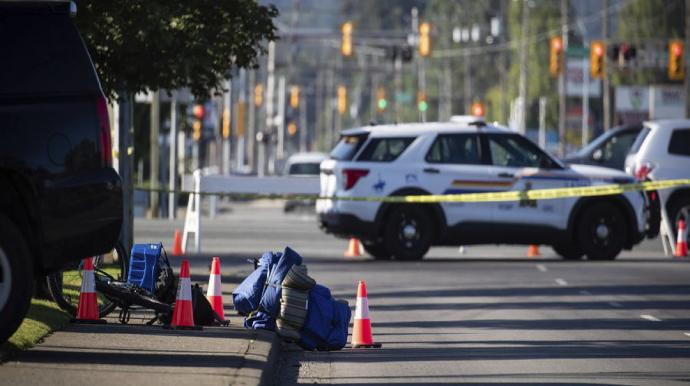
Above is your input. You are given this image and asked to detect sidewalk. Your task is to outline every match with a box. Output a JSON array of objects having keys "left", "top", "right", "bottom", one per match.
[{"left": 0, "top": 264, "right": 282, "bottom": 386}]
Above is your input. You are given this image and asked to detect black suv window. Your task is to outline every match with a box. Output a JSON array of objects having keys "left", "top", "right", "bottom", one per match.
[
  {"left": 425, "top": 134, "right": 481, "bottom": 164},
  {"left": 330, "top": 134, "right": 368, "bottom": 161},
  {"left": 668, "top": 128, "right": 690, "bottom": 156},
  {"left": 357, "top": 137, "right": 415, "bottom": 162}
]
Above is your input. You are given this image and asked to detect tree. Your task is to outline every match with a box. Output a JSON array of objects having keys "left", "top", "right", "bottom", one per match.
[{"left": 73, "top": 0, "right": 279, "bottom": 99}]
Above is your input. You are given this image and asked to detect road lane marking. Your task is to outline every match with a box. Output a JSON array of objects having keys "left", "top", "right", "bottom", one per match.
[
  {"left": 536, "top": 264, "right": 547, "bottom": 272},
  {"left": 685, "top": 333, "right": 690, "bottom": 337},
  {"left": 555, "top": 278, "right": 568, "bottom": 286},
  {"left": 641, "top": 315, "right": 662, "bottom": 322},
  {"left": 608, "top": 302, "right": 623, "bottom": 308}
]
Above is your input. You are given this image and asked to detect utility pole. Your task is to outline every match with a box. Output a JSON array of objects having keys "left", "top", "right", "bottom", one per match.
[
  {"left": 518, "top": 0, "right": 529, "bottom": 135},
  {"left": 685, "top": 0, "right": 690, "bottom": 117},
  {"left": 247, "top": 70, "right": 256, "bottom": 172},
  {"left": 442, "top": 15, "right": 452, "bottom": 121},
  {"left": 265, "top": 41, "right": 275, "bottom": 175},
  {"left": 603, "top": 0, "right": 611, "bottom": 132},
  {"left": 412, "top": 8, "right": 426, "bottom": 122},
  {"left": 559, "top": 0, "right": 568, "bottom": 157},
  {"left": 115, "top": 92, "right": 134, "bottom": 252},
  {"left": 168, "top": 97, "right": 178, "bottom": 220},
  {"left": 499, "top": 0, "right": 507, "bottom": 124},
  {"left": 150, "top": 90, "right": 160, "bottom": 218}
]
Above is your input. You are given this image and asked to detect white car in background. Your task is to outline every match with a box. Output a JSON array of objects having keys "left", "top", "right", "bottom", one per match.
[
  {"left": 317, "top": 119, "right": 651, "bottom": 261},
  {"left": 624, "top": 119, "right": 690, "bottom": 246},
  {"left": 283, "top": 152, "right": 329, "bottom": 212}
]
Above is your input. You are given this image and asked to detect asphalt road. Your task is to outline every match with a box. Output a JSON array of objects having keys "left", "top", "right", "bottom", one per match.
[
  {"left": 135, "top": 199, "right": 690, "bottom": 385},
  {"left": 3, "top": 199, "right": 686, "bottom": 386}
]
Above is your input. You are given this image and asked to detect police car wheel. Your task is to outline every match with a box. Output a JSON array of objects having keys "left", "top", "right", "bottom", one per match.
[
  {"left": 577, "top": 202, "right": 625, "bottom": 261},
  {"left": 383, "top": 205, "right": 431, "bottom": 261},
  {"left": 551, "top": 243, "right": 583, "bottom": 260},
  {"left": 362, "top": 241, "right": 392, "bottom": 260}
]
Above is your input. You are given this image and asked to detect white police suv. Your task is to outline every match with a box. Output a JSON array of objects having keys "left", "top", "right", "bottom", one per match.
[{"left": 316, "top": 118, "right": 651, "bottom": 261}]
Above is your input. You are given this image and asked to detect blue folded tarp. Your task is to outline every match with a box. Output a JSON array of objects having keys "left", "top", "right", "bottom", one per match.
[
  {"left": 231, "top": 251, "right": 280, "bottom": 315},
  {"left": 232, "top": 246, "right": 351, "bottom": 350},
  {"left": 298, "top": 284, "right": 351, "bottom": 351}
]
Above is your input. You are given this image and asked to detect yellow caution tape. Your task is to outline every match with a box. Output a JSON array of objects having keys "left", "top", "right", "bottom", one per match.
[{"left": 130, "top": 179, "right": 690, "bottom": 203}]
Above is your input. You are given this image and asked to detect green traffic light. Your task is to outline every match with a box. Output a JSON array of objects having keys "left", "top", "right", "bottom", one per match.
[
  {"left": 378, "top": 99, "right": 387, "bottom": 110},
  {"left": 418, "top": 101, "right": 428, "bottom": 112}
]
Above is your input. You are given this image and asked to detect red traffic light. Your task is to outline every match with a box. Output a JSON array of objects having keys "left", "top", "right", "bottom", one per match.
[
  {"left": 192, "top": 104, "right": 204, "bottom": 118},
  {"left": 672, "top": 42, "right": 683, "bottom": 56},
  {"left": 593, "top": 43, "right": 604, "bottom": 57},
  {"left": 552, "top": 37, "right": 562, "bottom": 51}
]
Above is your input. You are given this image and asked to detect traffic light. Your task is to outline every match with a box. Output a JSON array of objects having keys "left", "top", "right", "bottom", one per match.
[
  {"left": 417, "top": 91, "right": 428, "bottom": 112},
  {"left": 337, "top": 86, "right": 347, "bottom": 115},
  {"left": 376, "top": 87, "right": 387, "bottom": 112},
  {"left": 549, "top": 37, "right": 563, "bottom": 77},
  {"left": 290, "top": 86, "right": 299, "bottom": 108},
  {"left": 471, "top": 102, "right": 484, "bottom": 117},
  {"left": 342, "top": 22, "right": 353, "bottom": 57},
  {"left": 419, "top": 22, "right": 431, "bottom": 57},
  {"left": 287, "top": 122, "right": 297, "bottom": 136},
  {"left": 669, "top": 40, "right": 684, "bottom": 80},
  {"left": 590, "top": 41, "right": 605, "bottom": 79},
  {"left": 192, "top": 104, "right": 204, "bottom": 141},
  {"left": 254, "top": 83, "right": 263, "bottom": 106}
]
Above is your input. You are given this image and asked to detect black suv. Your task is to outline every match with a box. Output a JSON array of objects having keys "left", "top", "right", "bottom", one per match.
[{"left": 0, "top": 1, "right": 123, "bottom": 343}]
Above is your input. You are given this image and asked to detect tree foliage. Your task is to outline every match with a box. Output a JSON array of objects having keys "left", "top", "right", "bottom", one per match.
[{"left": 73, "top": 0, "right": 279, "bottom": 100}]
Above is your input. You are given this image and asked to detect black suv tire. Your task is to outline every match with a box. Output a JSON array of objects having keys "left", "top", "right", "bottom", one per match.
[{"left": 0, "top": 214, "right": 34, "bottom": 344}]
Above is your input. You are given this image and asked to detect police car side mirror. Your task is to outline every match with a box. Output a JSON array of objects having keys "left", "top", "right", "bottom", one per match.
[{"left": 592, "top": 148, "right": 603, "bottom": 162}]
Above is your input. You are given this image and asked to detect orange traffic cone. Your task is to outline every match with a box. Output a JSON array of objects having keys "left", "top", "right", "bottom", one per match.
[
  {"left": 206, "top": 257, "right": 225, "bottom": 322},
  {"left": 74, "top": 258, "right": 106, "bottom": 324},
  {"left": 527, "top": 245, "right": 540, "bottom": 257},
  {"left": 168, "top": 260, "right": 202, "bottom": 330},
  {"left": 172, "top": 230, "right": 184, "bottom": 256},
  {"left": 675, "top": 220, "right": 687, "bottom": 258},
  {"left": 350, "top": 281, "right": 382, "bottom": 348},
  {"left": 344, "top": 238, "right": 362, "bottom": 257}
]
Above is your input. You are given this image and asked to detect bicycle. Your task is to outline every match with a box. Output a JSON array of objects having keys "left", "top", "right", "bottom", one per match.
[
  {"left": 47, "top": 241, "right": 129, "bottom": 318},
  {"left": 94, "top": 274, "right": 174, "bottom": 325}
]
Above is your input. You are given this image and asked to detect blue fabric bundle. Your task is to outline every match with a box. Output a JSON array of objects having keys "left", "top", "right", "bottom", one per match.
[
  {"left": 297, "top": 285, "right": 351, "bottom": 351},
  {"left": 231, "top": 251, "right": 280, "bottom": 315},
  {"left": 232, "top": 246, "right": 351, "bottom": 350}
]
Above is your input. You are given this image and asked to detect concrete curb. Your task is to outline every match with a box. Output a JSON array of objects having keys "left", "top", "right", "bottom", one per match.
[{"left": 234, "top": 328, "right": 281, "bottom": 386}]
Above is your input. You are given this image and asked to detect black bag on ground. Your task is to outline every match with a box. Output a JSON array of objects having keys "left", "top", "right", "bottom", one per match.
[{"left": 191, "top": 284, "right": 227, "bottom": 326}]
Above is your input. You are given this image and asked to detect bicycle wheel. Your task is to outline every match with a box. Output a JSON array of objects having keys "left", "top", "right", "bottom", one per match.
[
  {"left": 95, "top": 279, "right": 173, "bottom": 315},
  {"left": 47, "top": 241, "right": 129, "bottom": 318}
]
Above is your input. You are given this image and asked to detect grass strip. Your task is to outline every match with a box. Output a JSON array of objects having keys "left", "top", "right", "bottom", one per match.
[{"left": 0, "top": 299, "right": 72, "bottom": 363}]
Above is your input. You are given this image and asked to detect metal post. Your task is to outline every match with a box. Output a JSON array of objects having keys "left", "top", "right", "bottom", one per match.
[
  {"left": 558, "top": 0, "right": 568, "bottom": 157},
  {"left": 116, "top": 92, "right": 134, "bottom": 252},
  {"left": 277, "top": 76, "right": 286, "bottom": 159},
  {"left": 247, "top": 70, "right": 256, "bottom": 172},
  {"left": 168, "top": 97, "right": 178, "bottom": 220},
  {"left": 518, "top": 0, "right": 529, "bottom": 135},
  {"left": 300, "top": 91, "right": 308, "bottom": 152},
  {"left": 603, "top": 0, "right": 611, "bottom": 132},
  {"left": 150, "top": 90, "right": 160, "bottom": 218},
  {"left": 685, "top": 0, "right": 690, "bottom": 117}
]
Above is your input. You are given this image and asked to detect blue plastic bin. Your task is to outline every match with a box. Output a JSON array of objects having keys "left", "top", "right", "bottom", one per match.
[{"left": 127, "top": 243, "right": 163, "bottom": 293}]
